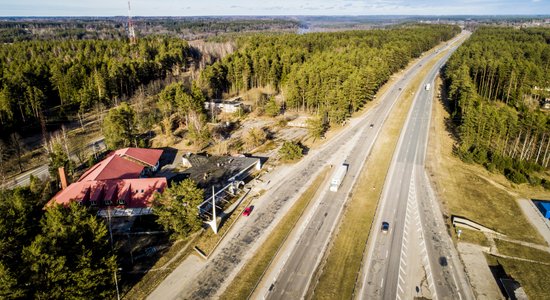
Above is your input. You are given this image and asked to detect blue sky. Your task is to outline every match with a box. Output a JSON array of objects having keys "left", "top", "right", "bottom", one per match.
[{"left": 0, "top": 0, "right": 548, "bottom": 16}]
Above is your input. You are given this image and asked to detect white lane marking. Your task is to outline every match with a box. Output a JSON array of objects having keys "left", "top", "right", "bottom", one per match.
[
  {"left": 386, "top": 250, "right": 389, "bottom": 258},
  {"left": 380, "top": 278, "right": 384, "bottom": 288},
  {"left": 451, "top": 270, "right": 459, "bottom": 291}
]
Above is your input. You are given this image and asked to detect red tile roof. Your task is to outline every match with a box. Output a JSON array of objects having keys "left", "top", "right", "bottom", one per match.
[
  {"left": 78, "top": 155, "right": 145, "bottom": 182},
  {"left": 114, "top": 148, "right": 163, "bottom": 167},
  {"left": 49, "top": 147, "right": 166, "bottom": 210},
  {"left": 48, "top": 178, "right": 167, "bottom": 209},
  {"left": 78, "top": 148, "right": 162, "bottom": 182}
]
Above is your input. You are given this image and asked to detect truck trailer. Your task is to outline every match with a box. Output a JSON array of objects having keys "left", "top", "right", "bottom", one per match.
[{"left": 330, "top": 163, "right": 349, "bottom": 192}]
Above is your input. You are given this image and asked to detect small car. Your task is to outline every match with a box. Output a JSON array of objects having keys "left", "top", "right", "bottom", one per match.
[
  {"left": 369, "top": 124, "right": 374, "bottom": 128},
  {"left": 381, "top": 221, "right": 390, "bottom": 232},
  {"left": 243, "top": 206, "right": 253, "bottom": 216}
]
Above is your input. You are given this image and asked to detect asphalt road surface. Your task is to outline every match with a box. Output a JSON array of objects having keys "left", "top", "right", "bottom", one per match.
[
  {"left": 1, "top": 137, "right": 105, "bottom": 189},
  {"left": 359, "top": 31, "right": 474, "bottom": 300},
  {"left": 153, "top": 33, "right": 470, "bottom": 300},
  {"left": 260, "top": 33, "right": 471, "bottom": 300}
]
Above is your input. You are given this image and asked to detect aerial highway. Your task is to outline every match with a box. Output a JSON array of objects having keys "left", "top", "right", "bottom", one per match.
[
  {"left": 254, "top": 32, "right": 471, "bottom": 299},
  {"left": 358, "top": 31, "right": 473, "bottom": 300},
  {"left": 151, "top": 32, "right": 469, "bottom": 300}
]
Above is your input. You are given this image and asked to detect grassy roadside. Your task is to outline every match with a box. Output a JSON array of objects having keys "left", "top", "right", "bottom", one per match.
[
  {"left": 495, "top": 239, "right": 550, "bottom": 263},
  {"left": 122, "top": 234, "right": 198, "bottom": 299},
  {"left": 427, "top": 72, "right": 550, "bottom": 298},
  {"left": 219, "top": 167, "right": 331, "bottom": 300},
  {"left": 457, "top": 229, "right": 490, "bottom": 247},
  {"left": 426, "top": 76, "right": 547, "bottom": 245},
  {"left": 485, "top": 253, "right": 550, "bottom": 300},
  {"left": 309, "top": 48, "right": 446, "bottom": 300},
  {"left": 195, "top": 189, "right": 259, "bottom": 255},
  {"left": 123, "top": 189, "right": 259, "bottom": 299}
]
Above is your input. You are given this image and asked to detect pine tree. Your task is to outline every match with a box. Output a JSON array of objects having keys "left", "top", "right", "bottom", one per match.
[{"left": 153, "top": 179, "right": 204, "bottom": 240}]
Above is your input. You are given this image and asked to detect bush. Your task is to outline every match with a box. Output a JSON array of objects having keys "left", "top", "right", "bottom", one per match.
[
  {"left": 264, "top": 97, "right": 280, "bottom": 117},
  {"left": 527, "top": 175, "right": 542, "bottom": 186},
  {"left": 505, "top": 168, "right": 528, "bottom": 184},
  {"left": 486, "top": 163, "right": 497, "bottom": 173},
  {"left": 278, "top": 141, "right": 304, "bottom": 162},
  {"left": 243, "top": 127, "right": 267, "bottom": 151},
  {"left": 471, "top": 146, "right": 488, "bottom": 165}
]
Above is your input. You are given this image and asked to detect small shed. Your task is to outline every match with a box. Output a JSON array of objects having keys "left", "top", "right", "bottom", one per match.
[{"left": 536, "top": 201, "right": 550, "bottom": 218}]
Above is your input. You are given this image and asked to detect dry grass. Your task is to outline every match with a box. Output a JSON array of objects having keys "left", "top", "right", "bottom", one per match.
[
  {"left": 457, "top": 229, "right": 490, "bottom": 247},
  {"left": 426, "top": 76, "right": 546, "bottom": 245},
  {"left": 427, "top": 72, "right": 550, "bottom": 299},
  {"left": 219, "top": 167, "right": 331, "bottom": 300},
  {"left": 495, "top": 239, "right": 550, "bottom": 264},
  {"left": 310, "top": 47, "right": 448, "bottom": 300},
  {"left": 484, "top": 254, "right": 550, "bottom": 300},
  {"left": 122, "top": 235, "right": 197, "bottom": 299},
  {"left": 496, "top": 257, "right": 550, "bottom": 299}
]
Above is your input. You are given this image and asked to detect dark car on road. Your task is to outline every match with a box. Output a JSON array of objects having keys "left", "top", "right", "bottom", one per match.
[{"left": 381, "top": 221, "right": 390, "bottom": 232}]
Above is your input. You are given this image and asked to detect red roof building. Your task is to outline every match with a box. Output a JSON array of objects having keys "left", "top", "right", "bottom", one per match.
[{"left": 48, "top": 148, "right": 166, "bottom": 216}]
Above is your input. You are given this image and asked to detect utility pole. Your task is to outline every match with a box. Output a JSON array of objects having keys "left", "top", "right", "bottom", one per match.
[{"left": 108, "top": 207, "right": 121, "bottom": 300}]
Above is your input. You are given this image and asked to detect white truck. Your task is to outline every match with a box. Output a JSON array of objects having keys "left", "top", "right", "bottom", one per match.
[
  {"left": 330, "top": 163, "right": 349, "bottom": 192},
  {"left": 425, "top": 83, "right": 431, "bottom": 91}
]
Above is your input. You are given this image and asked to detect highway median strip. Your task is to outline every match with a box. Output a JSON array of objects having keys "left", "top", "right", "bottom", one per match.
[
  {"left": 308, "top": 43, "right": 456, "bottom": 300},
  {"left": 219, "top": 166, "right": 331, "bottom": 300}
]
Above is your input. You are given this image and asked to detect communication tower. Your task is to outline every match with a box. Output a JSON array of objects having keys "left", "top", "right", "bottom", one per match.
[{"left": 127, "top": 0, "right": 136, "bottom": 44}]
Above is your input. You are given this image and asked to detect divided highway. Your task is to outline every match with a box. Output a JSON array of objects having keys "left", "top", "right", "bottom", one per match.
[
  {"left": 256, "top": 32, "right": 471, "bottom": 300},
  {"left": 358, "top": 31, "right": 473, "bottom": 300},
  {"left": 152, "top": 32, "right": 471, "bottom": 300}
]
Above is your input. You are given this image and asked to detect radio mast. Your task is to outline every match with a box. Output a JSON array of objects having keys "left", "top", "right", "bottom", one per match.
[{"left": 127, "top": 0, "right": 136, "bottom": 44}]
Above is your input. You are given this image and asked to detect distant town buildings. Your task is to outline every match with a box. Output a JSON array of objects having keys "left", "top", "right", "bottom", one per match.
[{"left": 204, "top": 97, "right": 245, "bottom": 114}]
